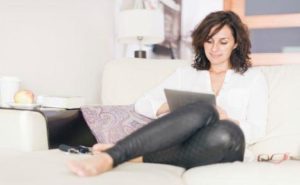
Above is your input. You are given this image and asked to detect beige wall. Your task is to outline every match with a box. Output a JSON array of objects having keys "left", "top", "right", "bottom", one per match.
[{"left": 0, "top": 0, "right": 115, "bottom": 104}]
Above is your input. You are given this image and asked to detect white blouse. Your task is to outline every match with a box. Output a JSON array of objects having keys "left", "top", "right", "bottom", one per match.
[{"left": 134, "top": 66, "right": 268, "bottom": 145}]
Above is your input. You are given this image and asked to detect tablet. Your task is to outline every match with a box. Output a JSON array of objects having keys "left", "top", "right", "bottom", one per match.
[{"left": 164, "top": 89, "right": 216, "bottom": 112}]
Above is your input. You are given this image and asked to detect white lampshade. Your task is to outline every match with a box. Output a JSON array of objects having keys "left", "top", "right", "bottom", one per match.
[{"left": 118, "top": 9, "right": 164, "bottom": 44}]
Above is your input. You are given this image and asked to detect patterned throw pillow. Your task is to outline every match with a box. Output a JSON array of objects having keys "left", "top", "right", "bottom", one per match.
[{"left": 81, "top": 104, "right": 153, "bottom": 144}]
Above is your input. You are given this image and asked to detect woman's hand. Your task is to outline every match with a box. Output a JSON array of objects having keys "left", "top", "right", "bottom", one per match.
[
  {"left": 216, "top": 106, "right": 229, "bottom": 120},
  {"left": 156, "top": 102, "right": 170, "bottom": 117},
  {"left": 217, "top": 106, "right": 240, "bottom": 125}
]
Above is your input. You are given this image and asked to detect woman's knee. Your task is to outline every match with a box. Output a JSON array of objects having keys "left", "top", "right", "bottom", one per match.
[{"left": 205, "top": 120, "right": 245, "bottom": 151}]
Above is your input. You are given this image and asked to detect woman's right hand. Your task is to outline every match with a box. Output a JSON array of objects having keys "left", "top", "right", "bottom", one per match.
[{"left": 156, "top": 102, "right": 170, "bottom": 117}]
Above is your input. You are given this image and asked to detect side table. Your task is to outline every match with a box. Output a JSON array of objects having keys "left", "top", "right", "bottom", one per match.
[
  {"left": 41, "top": 108, "right": 97, "bottom": 149},
  {"left": 0, "top": 107, "right": 97, "bottom": 151}
]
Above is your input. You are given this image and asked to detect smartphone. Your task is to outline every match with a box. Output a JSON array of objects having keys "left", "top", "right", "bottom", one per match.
[{"left": 58, "top": 144, "right": 92, "bottom": 154}]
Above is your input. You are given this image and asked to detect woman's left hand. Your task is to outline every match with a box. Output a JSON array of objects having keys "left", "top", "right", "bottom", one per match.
[
  {"left": 217, "top": 106, "right": 240, "bottom": 125},
  {"left": 216, "top": 106, "right": 229, "bottom": 120}
]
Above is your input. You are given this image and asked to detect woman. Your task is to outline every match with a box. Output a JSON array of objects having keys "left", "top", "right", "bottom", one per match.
[{"left": 67, "top": 11, "right": 268, "bottom": 176}]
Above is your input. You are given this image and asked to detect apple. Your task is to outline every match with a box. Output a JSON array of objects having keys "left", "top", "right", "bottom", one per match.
[{"left": 14, "top": 90, "right": 35, "bottom": 104}]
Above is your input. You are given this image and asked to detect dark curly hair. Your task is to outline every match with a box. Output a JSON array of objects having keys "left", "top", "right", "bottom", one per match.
[{"left": 191, "top": 11, "right": 251, "bottom": 74}]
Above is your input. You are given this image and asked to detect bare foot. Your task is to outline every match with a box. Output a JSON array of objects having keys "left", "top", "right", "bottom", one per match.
[
  {"left": 92, "top": 143, "right": 114, "bottom": 154},
  {"left": 67, "top": 152, "right": 113, "bottom": 177}
]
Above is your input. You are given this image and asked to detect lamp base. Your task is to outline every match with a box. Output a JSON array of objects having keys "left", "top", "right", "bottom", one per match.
[{"left": 134, "top": 50, "right": 146, "bottom": 58}]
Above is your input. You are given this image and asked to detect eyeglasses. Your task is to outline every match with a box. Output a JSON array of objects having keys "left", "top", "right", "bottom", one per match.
[{"left": 257, "top": 153, "right": 289, "bottom": 163}]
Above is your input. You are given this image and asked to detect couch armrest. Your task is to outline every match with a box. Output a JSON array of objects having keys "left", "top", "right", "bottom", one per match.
[
  {"left": 0, "top": 108, "right": 97, "bottom": 152},
  {"left": 0, "top": 109, "right": 48, "bottom": 151}
]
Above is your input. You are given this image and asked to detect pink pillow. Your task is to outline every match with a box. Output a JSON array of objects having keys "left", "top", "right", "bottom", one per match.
[{"left": 81, "top": 105, "right": 152, "bottom": 144}]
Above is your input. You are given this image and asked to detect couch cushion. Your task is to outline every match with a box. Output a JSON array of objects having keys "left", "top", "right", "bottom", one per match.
[
  {"left": 249, "top": 65, "right": 300, "bottom": 156},
  {"left": 183, "top": 161, "right": 300, "bottom": 185},
  {"left": 0, "top": 149, "right": 185, "bottom": 185}
]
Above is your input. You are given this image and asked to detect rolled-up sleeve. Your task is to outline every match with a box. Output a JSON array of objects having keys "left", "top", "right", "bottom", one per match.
[{"left": 134, "top": 68, "right": 182, "bottom": 119}]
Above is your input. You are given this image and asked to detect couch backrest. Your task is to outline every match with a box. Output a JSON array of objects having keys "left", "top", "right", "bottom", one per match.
[
  {"left": 260, "top": 65, "right": 300, "bottom": 136},
  {"left": 102, "top": 58, "right": 300, "bottom": 155},
  {"left": 250, "top": 65, "right": 300, "bottom": 155},
  {"left": 101, "top": 58, "right": 187, "bottom": 105}
]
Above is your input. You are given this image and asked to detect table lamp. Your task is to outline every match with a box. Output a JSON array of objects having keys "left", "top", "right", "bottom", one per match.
[{"left": 118, "top": 9, "right": 164, "bottom": 58}]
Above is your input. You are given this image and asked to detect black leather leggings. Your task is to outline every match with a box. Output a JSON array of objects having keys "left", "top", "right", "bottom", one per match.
[{"left": 106, "top": 101, "right": 245, "bottom": 169}]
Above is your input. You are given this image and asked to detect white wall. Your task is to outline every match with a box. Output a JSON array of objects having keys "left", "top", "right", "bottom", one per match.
[{"left": 0, "top": 0, "right": 115, "bottom": 104}]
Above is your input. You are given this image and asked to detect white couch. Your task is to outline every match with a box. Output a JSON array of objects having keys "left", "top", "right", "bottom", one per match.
[{"left": 0, "top": 58, "right": 300, "bottom": 185}]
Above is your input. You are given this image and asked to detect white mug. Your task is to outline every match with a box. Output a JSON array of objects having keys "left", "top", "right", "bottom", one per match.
[{"left": 0, "top": 76, "right": 20, "bottom": 107}]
